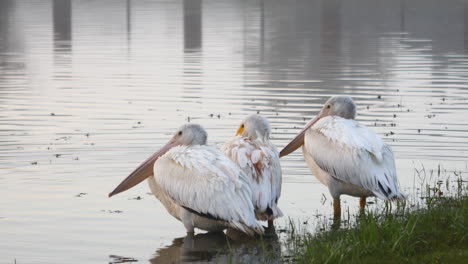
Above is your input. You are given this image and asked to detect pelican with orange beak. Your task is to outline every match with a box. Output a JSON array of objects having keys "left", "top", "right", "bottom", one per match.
[
  {"left": 222, "top": 114, "right": 283, "bottom": 228},
  {"left": 109, "top": 124, "right": 263, "bottom": 235},
  {"left": 280, "top": 96, "right": 405, "bottom": 217}
]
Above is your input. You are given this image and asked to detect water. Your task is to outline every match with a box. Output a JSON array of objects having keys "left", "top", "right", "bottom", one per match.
[{"left": 1, "top": 0, "right": 467, "bottom": 263}]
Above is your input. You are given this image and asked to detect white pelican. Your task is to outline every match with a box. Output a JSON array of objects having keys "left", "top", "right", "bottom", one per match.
[
  {"left": 109, "top": 124, "right": 264, "bottom": 235},
  {"left": 280, "top": 96, "right": 405, "bottom": 217},
  {"left": 221, "top": 114, "right": 282, "bottom": 227}
]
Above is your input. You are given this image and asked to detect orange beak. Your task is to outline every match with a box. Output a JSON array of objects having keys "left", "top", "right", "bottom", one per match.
[
  {"left": 108, "top": 135, "right": 178, "bottom": 197},
  {"left": 236, "top": 126, "right": 244, "bottom": 136}
]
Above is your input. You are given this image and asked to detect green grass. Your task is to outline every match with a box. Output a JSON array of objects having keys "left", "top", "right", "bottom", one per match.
[{"left": 283, "top": 185, "right": 468, "bottom": 263}]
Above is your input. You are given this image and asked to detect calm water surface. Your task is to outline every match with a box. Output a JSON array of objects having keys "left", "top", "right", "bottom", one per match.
[{"left": 1, "top": 0, "right": 468, "bottom": 263}]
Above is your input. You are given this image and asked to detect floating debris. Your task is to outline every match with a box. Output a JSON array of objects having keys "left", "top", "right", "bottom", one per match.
[
  {"left": 109, "top": 255, "right": 138, "bottom": 264},
  {"left": 50, "top": 113, "right": 55, "bottom": 116},
  {"left": 31, "top": 161, "right": 38, "bottom": 165},
  {"left": 130, "top": 196, "right": 142, "bottom": 200},
  {"left": 75, "top": 193, "right": 87, "bottom": 197},
  {"left": 101, "top": 210, "right": 123, "bottom": 214},
  {"left": 377, "top": 95, "right": 381, "bottom": 99}
]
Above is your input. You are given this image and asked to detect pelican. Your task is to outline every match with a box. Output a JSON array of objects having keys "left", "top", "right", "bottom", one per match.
[
  {"left": 221, "top": 114, "right": 282, "bottom": 228},
  {"left": 109, "top": 124, "right": 264, "bottom": 236},
  {"left": 280, "top": 96, "right": 405, "bottom": 217}
]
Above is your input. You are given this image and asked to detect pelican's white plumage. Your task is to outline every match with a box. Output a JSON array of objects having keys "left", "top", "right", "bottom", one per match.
[
  {"left": 150, "top": 145, "right": 263, "bottom": 235},
  {"left": 222, "top": 114, "right": 283, "bottom": 223},
  {"left": 305, "top": 116, "right": 402, "bottom": 200},
  {"left": 109, "top": 124, "right": 263, "bottom": 235},
  {"left": 280, "top": 96, "right": 404, "bottom": 216}
]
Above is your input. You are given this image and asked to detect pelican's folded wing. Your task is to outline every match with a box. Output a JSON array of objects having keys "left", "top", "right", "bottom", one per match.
[
  {"left": 154, "top": 145, "right": 264, "bottom": 235},
  {"left": 305, "top": 117, "right": 404, "bottom": 200}
]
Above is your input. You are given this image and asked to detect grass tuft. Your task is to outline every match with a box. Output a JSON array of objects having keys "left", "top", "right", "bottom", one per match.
[{"left": 283, "top": 177, "right": 468, "bottom": 264}]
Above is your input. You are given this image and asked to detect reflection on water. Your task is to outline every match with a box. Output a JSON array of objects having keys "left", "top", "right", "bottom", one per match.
[
  {"left": 149, "top": 231, "right": 280, "bottom": 264},
  {"left": 183, "top": 0, "right": 202, "bottom": 52},
  {"left": 1, "top": 0, "right": 468, "bottom": 263},
  {"left": 53, "top": 0, "right": 72, "bottom": 43}
]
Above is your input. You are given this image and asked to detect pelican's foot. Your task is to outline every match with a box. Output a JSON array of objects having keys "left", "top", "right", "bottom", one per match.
[{"left": 331, "top": 216, "right": 341, "bottom": 230}]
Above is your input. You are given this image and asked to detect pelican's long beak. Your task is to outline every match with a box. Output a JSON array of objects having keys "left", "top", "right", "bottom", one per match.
[
  {"left": 108, "top": 136, "right": 177, "bottom": 197},
  {"left": 279, "top": 111, "right": 324, "bottom": 158}
]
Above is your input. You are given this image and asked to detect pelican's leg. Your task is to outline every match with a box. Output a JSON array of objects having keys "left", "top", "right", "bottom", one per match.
[
  {"left": 331, "top": 199, "right": 341, "bottom": 230},
  {"left": 359, "top": 197, "right": 366, "bottom": 212},
  {"left": 333, "top": 199, "right": 341, "bottom": 218},
  {"left": 267, "top": 220, "right": 274, "bottom": 228},
  {"left": 181, "top": 209, "right": 195, "bottom": 235}
]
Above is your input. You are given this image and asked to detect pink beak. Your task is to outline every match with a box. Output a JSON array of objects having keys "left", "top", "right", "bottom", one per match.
[
  {"left": 279, "top": 110, "right": 325, "bottom": 158},
  {"left": 108, "top": 135, "right": 178, "bottom": 197}
]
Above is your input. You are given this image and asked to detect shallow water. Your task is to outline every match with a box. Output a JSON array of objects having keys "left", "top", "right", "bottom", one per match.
[{"left": 1, "top": 0, "right": 468, "bottom": 263}]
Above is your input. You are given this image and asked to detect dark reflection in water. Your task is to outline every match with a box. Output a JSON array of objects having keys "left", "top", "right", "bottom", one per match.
[
  {"left": 127, "top": 0, "right": 132, "bottom": 44},
  {"left": 465, "top": 1, "right": 468, "bottom": 52},
  {"left": 53, "top": 0, "right": 71, "bottom": 45},
  {"left": 53, "top": 0, "right": 72, "bottom": 79},
  {"left": 150, "top": 231, "right": 280, "bottom": 264},
  {"left": 0, "top": 0, "right": 25, "bottom": 81},
  {"left": 182, "top": 0, "right": 203, "bottom": 101},
  {"left": 184, "top": 0, "right": 202, "bottom": 52},
  {"left": 0, "top": 0, "right": 12, "bottom": 53},
  {"left": 321, "top": 0, "right": 341, "bottom": 71}
]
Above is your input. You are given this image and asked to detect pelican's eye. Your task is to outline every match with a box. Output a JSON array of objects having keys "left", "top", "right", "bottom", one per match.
[
  {"left": 178, "top": 131, "right": 183, "bottom": 136},
  {"left": 327, "top": 105, "right": 331, "bottom": 109},
  {"left": 241, "top": 124, "right": 244, "bottom": 128}
]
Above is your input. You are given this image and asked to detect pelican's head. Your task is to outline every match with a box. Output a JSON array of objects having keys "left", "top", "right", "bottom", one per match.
[
  {"left": 279, "top": 96, "right": 356, "bottom": 157},
  {"left": 108, "top": 123, "right": 207, "bottom": 197},
  {"left": 319, "top": 96, "right": 356, "bottom": 120},
  {"left": 176, "top": 123, "right": 208, "bottom": 146},
  {"left": 235, "top": 114, "right": 271, "bottom": 141}
]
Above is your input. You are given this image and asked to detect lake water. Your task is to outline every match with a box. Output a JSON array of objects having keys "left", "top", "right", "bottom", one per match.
[{"left": 1, "top": 0, "right": 467, "bottom": 263}]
